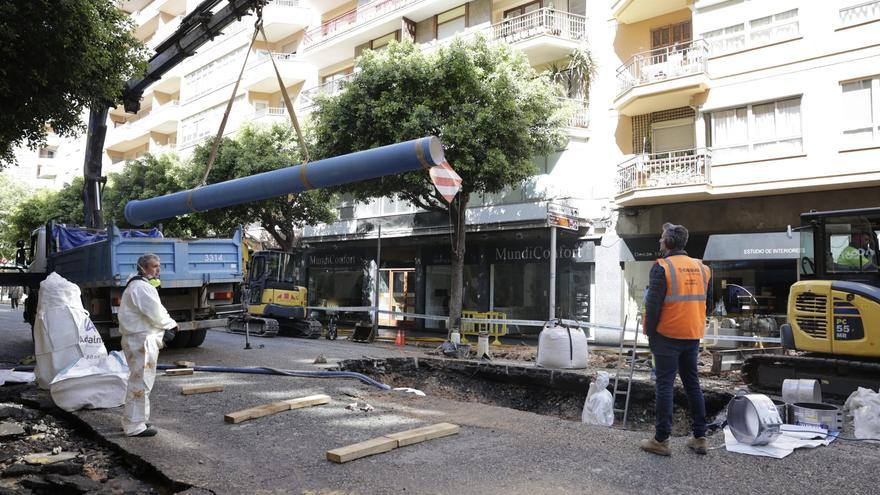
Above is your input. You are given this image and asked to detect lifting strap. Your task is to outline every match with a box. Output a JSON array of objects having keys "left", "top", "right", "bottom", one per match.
[{"left": 193, "top": 9, "right": 311, "bottom": 206}]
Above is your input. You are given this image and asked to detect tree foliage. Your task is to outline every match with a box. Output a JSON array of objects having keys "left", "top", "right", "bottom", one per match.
[
  {"left": 311, "top": 36, "right": 566, "bottom": 330},
  {"left": 2, "top": 179, "right": 83, "bottom": 256},
  {"left": 187, "top": 123, "right": 337, "bottom": 250},
  {"left": 0, "top": 0, "right": 148, "bottom": 165},
  {"left": 0, "top": 174, "right": 33, "bottom": 259}
]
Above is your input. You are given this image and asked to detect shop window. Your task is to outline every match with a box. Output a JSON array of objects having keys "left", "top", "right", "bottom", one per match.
[
  {"left": 708, "top": 97, "right": 802, "bottom": 163},
  {"left": 309, "top": 267, "right": 365, "bottom": 307},
  {"left": 841, "top": 76, "right": 880, "bottom": 148},
  {"left": 436, "top": 5, "right": 467, "bottom": 40}
]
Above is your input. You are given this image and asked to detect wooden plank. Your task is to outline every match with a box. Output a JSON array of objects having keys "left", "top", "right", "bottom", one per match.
[
  {"left": 165, "top": 368, "right": 194, "bottom": 376},
  {"left": 281, "top": 394, "right": 331, "bottom": 410},
  {"left": 175, "top": 360, "right": 195, "bottom": 368},
  {"left": 383, "top": 423, "right": 460, "bottom": 447},
  {"left": 326, "top": 436, "right": 397, "bottom": 464},
  {"left": 180, "top": 384, "right": 224, "bottom": 395}
]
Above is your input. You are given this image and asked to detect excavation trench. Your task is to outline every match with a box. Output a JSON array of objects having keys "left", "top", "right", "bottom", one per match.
[{"left": 339, "top": 357, "right": 733, "bottom": 437}]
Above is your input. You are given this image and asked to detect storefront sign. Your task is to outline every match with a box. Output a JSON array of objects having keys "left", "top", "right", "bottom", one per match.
[
  {"left": 308, "top": 252, "right": 367, "bottom": 267},
  {"left": 492, "top": 241, "right": 594, "bottom": 263},
  {"left": 703, "top": 233, "right": 803, "bottom": 261},
  {"left": 547, "top": 203, "right": 580, "bottom": 231}
]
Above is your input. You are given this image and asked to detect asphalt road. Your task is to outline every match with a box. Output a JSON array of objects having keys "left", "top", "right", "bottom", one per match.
[
  {"left": 45, "top": 330, "right": 878, "bottom": 495},
  {"left": 0, "top": 302, "right": 33, "bottom": 367}
]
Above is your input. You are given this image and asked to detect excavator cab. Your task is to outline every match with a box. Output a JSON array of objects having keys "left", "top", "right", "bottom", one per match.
[{"left": 785, "top": 208, "right": 880, "bottom": 357}]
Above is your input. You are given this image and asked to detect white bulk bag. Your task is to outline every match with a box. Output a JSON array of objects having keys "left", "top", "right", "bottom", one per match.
[
  {"left": 536, "top": 320, "right": 589, "bottom": 369},
  {"left": 50, "top": 351, "right": 129, "bottom": 412},
  {"left": 33, "top": 272, "right": 108, "bottom": 389}
]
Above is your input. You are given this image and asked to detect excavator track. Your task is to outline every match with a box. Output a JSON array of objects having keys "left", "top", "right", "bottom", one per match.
[
  {"left": 742, "top": 353, "right": 880, "bottom": 400},
  {"left": 279, "top": 318, "right": 323, "bottom": 339},
  {"left": 227, "top": 316, "right": 279, "bottom": 338}
]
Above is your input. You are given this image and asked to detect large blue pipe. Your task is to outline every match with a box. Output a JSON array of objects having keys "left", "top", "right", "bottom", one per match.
[{"left": 124, "top": 136, "right": 445, "bottom": 226}]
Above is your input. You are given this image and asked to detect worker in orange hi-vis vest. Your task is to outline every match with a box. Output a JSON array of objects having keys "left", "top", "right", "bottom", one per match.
[{"left": 639, "top": 223, "right": 713, "bottom": 457}]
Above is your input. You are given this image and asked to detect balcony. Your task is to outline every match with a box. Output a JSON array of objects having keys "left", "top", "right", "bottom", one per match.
[
  {"left": 303, "top": 0, "right": 418, "bottom": 49},
  {"left": 243, "top": 52, "right": 310, "bottom": 92},
  {"left": 612, "top": 0, "right": 690, "bottom": 25},
  {"left": 486, "top": 9, "right": 587, "bottom": 66},
  {"left": 252, "top": 106, "right": 291, "bottom": 123},
  {"left": 840, "top": 0, "right": 880, "bottom": 27},
  {"left": 261, "top": 0, "right": 312, "bottom": 42},
  {"left": 614, "top": 39, "right": 709, "bottom": 116},
  {"left": 146, "top": 16, "right": 182, "bottom": 50},
  {"left": 297, "top": 72, "right": 357, "bottom": 112},
  {"left": 36, "top": 158, "right": 57, "bottom": 179},
  {"left": 615, "top": 148, "right": 711, "bottom": 205},
  {"left": 106, "top": 100, "right": 180, "bottom": 152},
  {"left": 558, "top": 97, "right": 589, "bottom": 136}
]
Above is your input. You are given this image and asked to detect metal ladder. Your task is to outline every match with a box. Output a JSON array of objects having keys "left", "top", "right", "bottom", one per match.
[{"left": 612, "top": 314, "right": 642, "bottom": 428}]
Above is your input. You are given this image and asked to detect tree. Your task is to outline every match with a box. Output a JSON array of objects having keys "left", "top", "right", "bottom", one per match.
[
  {"left": 0, "top": 0, "right": 147, "bottom": 164},
  {"left": 0, "top": 175, "right": 33, "bottom": 259},
  {"left": 187, "top": 123, "right": 337, "bottom": 251},
  {"left": 311, "top": 36, "right": 566, "bottom": 333},
  {"left": 102, "top": 154, "right": 214, "bottom": 238}
]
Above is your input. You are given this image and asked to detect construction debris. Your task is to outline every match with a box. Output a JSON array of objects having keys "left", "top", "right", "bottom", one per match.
[
  {"left": 174, "top": 360, "right": 195, "bottom": 368},
  {"left": 326, "top": 423, "right": 460, "bottom": 464},
  {"left": 180, "top": 384, "right": 224, "bottom": 395},
  {"left": 313, "top": 354, "right": 328, "bottom": 364},
  {"left": 224, "top": 394, "right": 330, "bottom": 424},
  {"left": 345, "top": 401, "right": 374, "bottom": 412}
]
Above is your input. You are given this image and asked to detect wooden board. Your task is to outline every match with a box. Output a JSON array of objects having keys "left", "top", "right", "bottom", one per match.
[
  {"left": 383, "top": 423, "right": 460, "bottom": 447},
  {"left": 180, "top": 384, "right": 224, "bottom": 395},
  {"left": 327, "top": 423, "right": 461, "bottom": 464},
  {"left": 326, "top": 436, "right": 397, "bottom": 464},
  {"left": 165, "top": 368, "right": 194, "bottom": 376},
  {"left": 175, "top": 360, "right": 195, "bottom": 368},
  {"left": 224, "top": 394, "right": 330, "bottom": 424},
  {"left": 282, "top": 394, "right": 331, "bottom": 410}
]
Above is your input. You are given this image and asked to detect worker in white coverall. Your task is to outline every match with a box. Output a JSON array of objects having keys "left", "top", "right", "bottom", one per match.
[{"left": 119, "top": 254, "right": 178, "bottom": 437}]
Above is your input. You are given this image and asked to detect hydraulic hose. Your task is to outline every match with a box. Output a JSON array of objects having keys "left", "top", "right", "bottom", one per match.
[
  {"left": 11, "top": 364, "right": 391, "bottom": 391},
  {"left": 156, "top": 364, "right": 391, "bottom": 390}
]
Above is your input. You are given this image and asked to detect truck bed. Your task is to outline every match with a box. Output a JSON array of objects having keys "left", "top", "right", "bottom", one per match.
[{"left": 50, "top": 225, "right": 242, "bottom": 288}]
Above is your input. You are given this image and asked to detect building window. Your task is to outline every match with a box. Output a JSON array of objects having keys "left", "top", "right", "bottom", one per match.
[
  {"left": 702, "top": 9, "right": 798, "bottom": 55},
  {"left": 180, "top": 95, "right": 245, "bottom": 146},
  {"left": 504, "top": 1, "right": 542, "bottom": 20},
  {"left": 708, "top": 97, "right": 803, "bottom": 163},
  {"left": 651, "top": 20, "right": 692, "bottom": 49},
  {"left": 370, "top": 31, "right": 399, "bottom": 51},
  {"left": 841, "top": 77, "right": 880, "bottom": 148},
  {"left": 183, "top": 45, "right": 248, "bottom": 102},
  {"left": 436, "top": 5, "right": 467, "bottom": 40},
  {"left": 38, "top": 147, "right": 56, "bottom": 159}
]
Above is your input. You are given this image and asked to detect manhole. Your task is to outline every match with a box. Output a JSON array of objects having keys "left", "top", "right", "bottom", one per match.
[{"left": 340, "top": 357, "right": 732, "bottom": 437}]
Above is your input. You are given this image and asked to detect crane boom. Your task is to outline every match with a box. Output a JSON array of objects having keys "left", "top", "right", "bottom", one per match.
[{"left": 82, "top": 0, "right": 269, "bottom": 228}]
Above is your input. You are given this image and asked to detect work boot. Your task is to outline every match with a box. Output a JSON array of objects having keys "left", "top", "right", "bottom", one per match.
[
  {"left": 687, "top": 436, "right": 708, "bottom": 454},
  {"left": 639, "top": 437, "right": 670, "bottom": 456},
  {"left": 130, "top": 426, "right": 158, "bottom": 438}
]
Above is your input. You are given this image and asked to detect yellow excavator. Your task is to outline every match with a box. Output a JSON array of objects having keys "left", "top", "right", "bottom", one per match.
[
  {"left": 743, "top": 207, "right": 880, "bottom": 398},
  {"left": 227, "top": 248, "right": 322, "bottom": 338}
]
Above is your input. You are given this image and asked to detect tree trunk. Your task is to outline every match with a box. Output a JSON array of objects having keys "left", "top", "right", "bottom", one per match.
[{"left": 447, "top": 192, "right": 468, "bottom": 339}]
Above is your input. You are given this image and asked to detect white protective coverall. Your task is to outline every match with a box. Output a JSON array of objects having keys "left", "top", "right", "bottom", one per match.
[{"left": 118, "top": 277, "right": 176, "bottom": 436}]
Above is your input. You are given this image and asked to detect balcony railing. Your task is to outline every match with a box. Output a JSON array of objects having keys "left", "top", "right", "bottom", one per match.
[
  {"left": 298, "top": 72, "right": 358, "bottom": 110},
  {"left": 616, "top": 39, "right": 708, "bottom": 97},
  {"left": 302, "top": 0, "right": 419, "bottom": 48},
  {"left": 840, "top": 0, "right": 880, "bottom": 26},
  {"left": 488, "top": 9, "right": 587, "bottom": 44},
  {"left": 558, "top": 97, "right": 589, "bottom": 128},
  {"left": 616, "top": 148, "right": 711, "bottom": 195},
  {"left": 253, "top": 107, "right": 288, "bottom": 119}
]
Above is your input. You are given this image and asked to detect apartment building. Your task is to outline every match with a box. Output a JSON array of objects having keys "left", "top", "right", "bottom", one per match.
[
  {"left": 294, "top": 0, "right": 628, "bottom": 333},
  {"left": 611, "top": 0, "right": 880, "bottom": 328},
  {"left": 7, "top": 132, "right": 84, "bottom": 191}
]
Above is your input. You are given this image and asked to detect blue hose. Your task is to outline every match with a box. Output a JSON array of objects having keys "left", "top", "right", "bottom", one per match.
[
  {"left": 11, "top": 364, "right": 390, "bottom": 391},
  {"left": 156, "top": 364, "right": 391, "bottom": 390}
]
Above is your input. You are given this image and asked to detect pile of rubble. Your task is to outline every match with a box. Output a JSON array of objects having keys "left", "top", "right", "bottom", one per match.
[{"left": 0, "top": 390, "right": 159, "bottom": 495}]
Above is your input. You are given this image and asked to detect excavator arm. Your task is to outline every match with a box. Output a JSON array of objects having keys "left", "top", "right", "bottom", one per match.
[{"left": 82, "top": 0, "right": 270, "bottom": 228}]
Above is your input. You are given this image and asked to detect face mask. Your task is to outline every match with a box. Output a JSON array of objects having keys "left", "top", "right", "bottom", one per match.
[{"left": 148, "top": 278, "right": 161, "bottom": 288}]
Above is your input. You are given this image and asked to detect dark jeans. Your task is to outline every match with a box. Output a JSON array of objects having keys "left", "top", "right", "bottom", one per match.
[
  {"left": 10, "top": 298, "right": 18, "bottom": 309},
  {"left": 649, "top": 333, "right": 706, "bottom": 442}
]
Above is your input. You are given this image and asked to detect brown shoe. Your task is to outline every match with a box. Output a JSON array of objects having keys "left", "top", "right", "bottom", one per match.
[
  {"left": 687, "top": 436, "right": 708, "bottom": 454},
  {"left": 639, "top": 438, "right": 671, "bottom": 456}
]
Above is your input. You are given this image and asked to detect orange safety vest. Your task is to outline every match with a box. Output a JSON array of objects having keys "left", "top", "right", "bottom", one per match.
[{"left": 656, "top": 255, "right": 711, "bottom": 340}]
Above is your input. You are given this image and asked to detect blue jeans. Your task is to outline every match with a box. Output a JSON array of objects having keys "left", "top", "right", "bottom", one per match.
[{"left": 649, "top": 333, "right": 707, "bottom": 442}]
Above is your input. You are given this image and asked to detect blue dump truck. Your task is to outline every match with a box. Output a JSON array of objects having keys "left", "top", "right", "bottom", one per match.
[{"left": 23, "top": 222, "right": 243, "bottom": 348}]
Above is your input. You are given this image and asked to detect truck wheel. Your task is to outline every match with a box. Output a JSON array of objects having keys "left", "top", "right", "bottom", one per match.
[
  {"left": 186, "top": 329, "right": 207, "bottom": 347},
  {"left": 167, "top": 330, "right": 192, "bottom": 348}
]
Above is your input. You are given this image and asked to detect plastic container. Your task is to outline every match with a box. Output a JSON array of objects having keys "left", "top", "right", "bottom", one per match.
[{"left": 536, "top": 320, "right": 588, "bottom": 369}]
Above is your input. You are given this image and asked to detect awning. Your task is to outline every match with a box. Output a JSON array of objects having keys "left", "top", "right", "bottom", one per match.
[{"left": 703, "top": 232, "right": 802, "bottom": 261}]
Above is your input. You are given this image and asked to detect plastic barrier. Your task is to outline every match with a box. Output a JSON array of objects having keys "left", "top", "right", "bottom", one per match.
[{"left": 460, "top": 310, "right": 509, "bottom": 345}]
